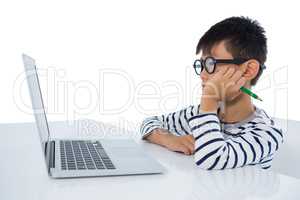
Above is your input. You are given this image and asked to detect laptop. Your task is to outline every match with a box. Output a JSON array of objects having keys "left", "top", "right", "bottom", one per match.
[{"left": 22, "top": 54, "right": 165, "bottom": 178}]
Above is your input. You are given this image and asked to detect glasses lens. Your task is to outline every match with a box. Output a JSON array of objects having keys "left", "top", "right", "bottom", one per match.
[
  {"left": 193, "top": 60, "right": 202, "bottom": 75},
  {"left": 205, "top": 57, "right": 215, "bottom": 73}
]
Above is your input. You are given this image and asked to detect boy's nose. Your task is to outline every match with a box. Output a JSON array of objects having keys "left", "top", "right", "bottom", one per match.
[{"left": 200, "top": 70, "right": 209, "bottom": 82}]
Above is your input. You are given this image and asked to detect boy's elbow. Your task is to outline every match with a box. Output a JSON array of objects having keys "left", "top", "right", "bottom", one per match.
[
  {"left": 193, "top": 146, "right": 227, "bottom": 170},
  {"left": 193, "top": 153, "right": 218, "bottom": 170},
  {"left": 194, "top": 162, "right": 211, "bottom": 170}
]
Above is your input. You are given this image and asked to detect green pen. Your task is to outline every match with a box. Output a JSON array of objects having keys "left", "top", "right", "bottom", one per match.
[{"left": 240, "top": 87, "right": 263, "bottom": 101}]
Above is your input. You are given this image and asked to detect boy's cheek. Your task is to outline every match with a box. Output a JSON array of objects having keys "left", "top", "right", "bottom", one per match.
[{"left": 214, "top": 67, "right": 222, "bottom": 73}]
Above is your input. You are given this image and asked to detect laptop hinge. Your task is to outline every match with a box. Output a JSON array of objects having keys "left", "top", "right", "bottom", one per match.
[{"left": 49, "top": 141, "right": 55, "bottom": 169}]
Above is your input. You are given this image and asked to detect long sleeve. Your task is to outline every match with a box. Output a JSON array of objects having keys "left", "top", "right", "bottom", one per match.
[
  {"left": 188, "top": 112, "right": 283, "bottom": 170},
  {"left": 140, "top": 105, "right": 200, "bottom": 139}
]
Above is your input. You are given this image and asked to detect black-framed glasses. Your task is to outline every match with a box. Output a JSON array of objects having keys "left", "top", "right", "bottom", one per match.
[{"left": 193, "top": 56, "right": 266, "bottom": 75}]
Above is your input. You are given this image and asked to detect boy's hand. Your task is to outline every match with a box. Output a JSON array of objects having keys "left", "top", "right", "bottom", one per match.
[
  {"left": 201, "top": 66, "right": 246, "bottom": 111},
  {"left": 163, "top": 134, "right": 195, "bottom": 155},
  {"left": 146, "top": 129, "right": 195, "bottom": 155}
]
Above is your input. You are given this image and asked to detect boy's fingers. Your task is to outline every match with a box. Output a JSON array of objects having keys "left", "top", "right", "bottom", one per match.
[
  {"left": 232, "top": 77, "right": 247, "bottom": 92},
  {"left": 217, "top": 66, "right": 230, "bottom": 75},
  {"left": 183, "top": 135, "right": 195, "bottom": 149},
  {"left": 236, "top": 77, "right": 247, "bottom": 87},
  {"left": 231, "top": 70, "right": 243, "bottom": 82},
  {"left": 224, "top": 67, "right": 235, "bottom": 78},
  {"left": 182, "top": 140, "right": 194, "bottom": 154},
  {"left": 186, "top": 135, "right": 195, "bottom": 144},
  {"left": 177, "top": 140, "right": 193, "bottom": 155},
  {"left": 178, "top": 145, "right": 190, "bottom": 155}
]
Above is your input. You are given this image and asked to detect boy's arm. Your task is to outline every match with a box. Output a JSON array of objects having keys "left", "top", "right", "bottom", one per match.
[
  {"left": 140, "top": 105, "right": 199, "bottom": 155},
  {"left": 189, "top": 99, "right": 283, "bottom": 170},
  {"left": 140, "top": 105, "right": 199, "bottom": 138},
  {"left": 189, "top": 65, "right": 283, "bottom": 169}
]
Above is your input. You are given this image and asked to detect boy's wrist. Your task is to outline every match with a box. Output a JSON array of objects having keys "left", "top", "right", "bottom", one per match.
[{"left": 200, "top": 97, "right": 219, "bottom": 113}]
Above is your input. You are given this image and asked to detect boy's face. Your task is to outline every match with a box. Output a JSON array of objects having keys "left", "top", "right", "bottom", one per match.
[
  {"left": 199, "top": 41, "right": 239, "bottom": 85},
  {"left": 198, "top": 40, "right": 246, "bottom": 102}
]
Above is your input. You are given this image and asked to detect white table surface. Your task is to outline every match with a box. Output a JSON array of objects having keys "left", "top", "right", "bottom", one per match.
[{"left": 1, "top": 119, "right": 300, "bottom": 200}]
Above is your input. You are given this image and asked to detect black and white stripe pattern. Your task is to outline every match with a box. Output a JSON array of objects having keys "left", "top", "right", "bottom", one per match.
[
  {"left": 140, "top": 105, "right": 199, "bottom": 138},
  {"left": 140, "top": 105, "right": 283, "bottom": 170}
]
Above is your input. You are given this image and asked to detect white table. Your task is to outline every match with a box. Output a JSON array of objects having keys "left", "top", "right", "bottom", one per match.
[{"left": 1, "top": 119, "right": 300, "bottom": 200}]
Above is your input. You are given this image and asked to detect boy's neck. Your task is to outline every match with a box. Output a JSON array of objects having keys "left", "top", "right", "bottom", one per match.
[{"left": 218, "top": 93, "right": 255, "bottom": 123}]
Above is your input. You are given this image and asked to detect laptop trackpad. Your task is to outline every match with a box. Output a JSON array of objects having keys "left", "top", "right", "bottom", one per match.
[{"left": 101, "top": 140, "right": 152, "bottom": 160}]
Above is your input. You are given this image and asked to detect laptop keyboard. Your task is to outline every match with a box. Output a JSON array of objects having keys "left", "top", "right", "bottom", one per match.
[{"left": 59, "top": 140, "right": 116, "bottom": 170}]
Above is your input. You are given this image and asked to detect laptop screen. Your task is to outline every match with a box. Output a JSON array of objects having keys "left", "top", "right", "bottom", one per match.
[{"left": 22, "top": 54, "right": 50, "bottom": 158}]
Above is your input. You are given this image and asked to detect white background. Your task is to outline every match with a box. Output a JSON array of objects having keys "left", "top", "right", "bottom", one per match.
[{"left": 0, "top": 0, "right": 298, "bottom": 129}]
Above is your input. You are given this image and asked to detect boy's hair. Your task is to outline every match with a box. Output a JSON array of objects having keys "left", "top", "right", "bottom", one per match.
[{"left": 196, "top": 16, "right": 267, "bottom": 85}]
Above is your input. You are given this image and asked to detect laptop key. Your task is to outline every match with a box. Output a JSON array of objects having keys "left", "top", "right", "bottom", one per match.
[{"left": 60, "top": 140, "right": 115, "bottom": 171}]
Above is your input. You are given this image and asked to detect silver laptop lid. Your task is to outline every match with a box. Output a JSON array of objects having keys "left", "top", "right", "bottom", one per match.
[{"left": 22, "top": 54, "right": 51, "bottom": 169}]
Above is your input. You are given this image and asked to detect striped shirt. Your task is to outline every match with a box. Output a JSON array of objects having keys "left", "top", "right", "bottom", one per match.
[{"left": 140, "top": 105, "right": 283, "bottom": 170}]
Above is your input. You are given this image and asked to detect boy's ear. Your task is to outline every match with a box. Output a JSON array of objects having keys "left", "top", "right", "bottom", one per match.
[{"left": 241, "top": 59, "right": 260, "bottom": 80}]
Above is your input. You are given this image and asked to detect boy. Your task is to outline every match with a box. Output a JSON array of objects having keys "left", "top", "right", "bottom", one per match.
[{"left": 140, "top": 16, "right": 283, "bottom": 170}]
